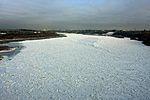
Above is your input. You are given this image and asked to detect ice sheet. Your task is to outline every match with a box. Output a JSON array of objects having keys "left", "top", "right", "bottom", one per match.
[{"left": 0, "top": 33, "right": 150, "bottom": 100}]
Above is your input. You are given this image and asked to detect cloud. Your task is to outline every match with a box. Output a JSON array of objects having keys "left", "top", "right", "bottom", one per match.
[{"left": 0, "top": 0, "right": 150, "bottom": 29}]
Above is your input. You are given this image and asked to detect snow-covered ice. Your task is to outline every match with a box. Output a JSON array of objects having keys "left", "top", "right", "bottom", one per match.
[{"left": 0, "top": 33, "right": 150, "bottom": 100}]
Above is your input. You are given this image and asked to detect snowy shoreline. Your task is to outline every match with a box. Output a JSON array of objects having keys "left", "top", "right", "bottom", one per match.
[{"left": 0, "top": 47, "right": 16, "bottom": 53}]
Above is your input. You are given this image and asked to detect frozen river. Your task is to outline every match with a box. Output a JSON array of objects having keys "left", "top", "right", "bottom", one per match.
[{"left": 0, "top": 33, "right": 150, "bottom": 100}]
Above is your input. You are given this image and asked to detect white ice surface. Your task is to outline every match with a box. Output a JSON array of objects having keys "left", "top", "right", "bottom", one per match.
[{"left": 0, "top": 33, "right": 150, "bottom": 100}]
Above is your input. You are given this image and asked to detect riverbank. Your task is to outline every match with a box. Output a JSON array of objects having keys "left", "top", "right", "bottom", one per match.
[
  {"left": 0, "top": 31, "right": 66, "bottom": 60},
  {"left": 0, "top": 32, "right": 66, "bottom": 44},
  {"left": 0, "top": 46, "right": 14, "bottom": 60},
  {"left": 55, "top": 30, "right": 150, "bottom": 46},
  {"left": 112, "top": 31, "right": 150, "bottom": 46}
]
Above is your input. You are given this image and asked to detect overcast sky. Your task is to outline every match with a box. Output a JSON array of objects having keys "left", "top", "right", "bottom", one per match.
[{"left": 0, "top": 0, "right": 150, "bottom": 30}]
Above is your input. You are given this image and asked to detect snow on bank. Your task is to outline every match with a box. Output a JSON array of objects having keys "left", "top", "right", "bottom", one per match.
[
  {"left": 0, "top": 48, "right": 16, "bottom": 53},
  {"left": 106, "top": 32, "right": 114, "bottom": 35},
  {"left": 0, "top": 33, "right": 150, "bottom": 100}
]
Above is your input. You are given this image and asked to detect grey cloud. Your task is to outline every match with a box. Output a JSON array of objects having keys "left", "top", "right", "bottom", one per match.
[{"left": 0, "top": 0, "right": 150, "bottom": 30}]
